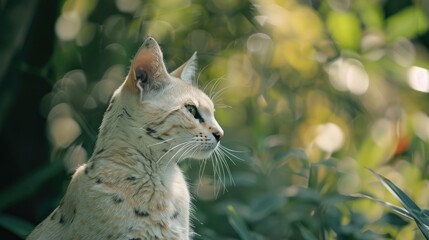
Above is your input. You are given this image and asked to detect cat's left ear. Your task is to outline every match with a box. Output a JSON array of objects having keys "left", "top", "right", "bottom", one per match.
[
  {"left": 123, "top": 37, "right": 170, "bottom": 96},
  {"left": 170, "top": 52, "right": 198, "bottom": 85}
]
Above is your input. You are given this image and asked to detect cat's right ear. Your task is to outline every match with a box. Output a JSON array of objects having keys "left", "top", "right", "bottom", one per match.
[
  {"left": 170, "top": 52, "right": 198, "bottom": 85},
  {"left": 123, "top": 37, "right": 169, "bottom": 96}
]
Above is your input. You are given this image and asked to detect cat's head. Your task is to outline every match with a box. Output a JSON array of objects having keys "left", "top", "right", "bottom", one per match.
[{"left": 111, "top": 37, "right": 223, "bottom": 161}]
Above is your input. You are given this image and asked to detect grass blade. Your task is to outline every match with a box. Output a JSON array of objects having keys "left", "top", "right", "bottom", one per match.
[
  {"left": 308, "top": 164, "right": 318, "bottom": 190},
  {"left": 416, "top": 221, "right": 429, "bottom": 240},
  {"left": 298, "top": 224, "right": 318, "bottom": 240},
  {"left": 226, "top": 205, "right": 253, "bottom": 240},
  {"left": 368, "top": 169, "right": 429, "bottom": 239},
  {"left": 0, "top": 160, "right": 64, "bottom": 210},
  {"left": 352, "top": 193, "right": 412, "bottom": 220},
  {"left": 0, "top": 213, "right": 34, "bottom": 239},
  {"left": 368, "top": 169, "right": 421, "bottom": 213}
]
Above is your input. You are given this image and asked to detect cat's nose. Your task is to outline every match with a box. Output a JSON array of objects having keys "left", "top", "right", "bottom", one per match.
[{"left": 212, "top": 131, "right": 224, "bottom": 142}]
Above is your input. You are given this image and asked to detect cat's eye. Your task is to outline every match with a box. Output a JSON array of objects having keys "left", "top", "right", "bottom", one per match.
[
  {"left": 186, "top": 105, "right": 197, "bottom": 116},
  {"left": 185, "top": 104, "right": 204, "bottom": 123}
]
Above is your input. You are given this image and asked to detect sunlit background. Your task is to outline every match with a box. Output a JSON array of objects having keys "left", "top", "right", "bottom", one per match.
[{"left": 1, "top": 0, "right": 429, "bottom": 239}]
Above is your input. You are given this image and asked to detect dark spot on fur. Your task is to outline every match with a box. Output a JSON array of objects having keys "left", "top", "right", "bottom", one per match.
[
  {"left": 107, "top": 234, "right": 113, "bottom": 239},
  {"left": 146, "top": 127, "right": 156, "bottom": 134},
  {"left": 123, "top": 108, "right": 132, "bottom": 118},
  {"left": 95, "top": 148, "right": 104, "bottom": 156},
  {"left": 126, "top": 176, "right": 136, "bottom": 181},
  {"left": 145, "top": 127, "right": 164, "bottom": 141},
  {"left": 158, "top": 222, "right": 166, "bottom": 229},
  {"left": 112, "top": 195, "right": 124, "bottom": 203},
  {"left": 134, "top": 208, "right": 149, "bottom": 217},
  {"left": 96, "top": 178, "right": 102, "bottom": 184},
  {"left": 162, "top": 149, "right": 168, "bottom": 152},
  {"left": 59, "top": 214, "right": 65, "bottom": 224},
  {"left": 172, "top": 211, "right": 179, "bottom": 219},
  {"left": 129, "top": 238, "right": 141, "bottom": 240},
  {"left": 70, "top": 208, "right": 76, "bottom": 223}
]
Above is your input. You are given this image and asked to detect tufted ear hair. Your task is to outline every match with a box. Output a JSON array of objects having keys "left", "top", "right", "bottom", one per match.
[
  {"left": 170, "top": 52, "right": 198, "bottom": 85},
  {"left": 124, "top": 37, "right": 170, "bottom": 96}
]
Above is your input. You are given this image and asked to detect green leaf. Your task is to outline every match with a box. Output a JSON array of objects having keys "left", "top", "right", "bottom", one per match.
[
  {"left": 249, "top": 193, "right": 286, "bottom": 221},
  {"left": 226, "top": 205, "right": 253, "bottom": 240},
  {"left": 308, "top": 164, "right": 318, "bottom": 190},
  {"left": 386, "top": 6, "right": 429, "bottom": 40},
  {"left": 0, "top": 0, "right": 40, "bottom": 129},
  {"left": 368, "top": 169, "right": 429, "bottom": 238},
  {"left": 298, "top": 224, "right": 318, "bottom": 240},
  {"left": 327, "top": 11, "right": 362, "bottom": 50},
  {"left": 415, "top": 221, "right": 429, "bottom": 240},
  {"left": 352, "top": 193, "right": 412, "bottom": 220},
  {"left": 368, "top": 169, "right": 421, "bottom": 213},
  {"left": 0, "top": 160, "right": 64, "bottom": 211},
  {"left": 0, "top": 214, "right": 34, "bottom": 239}
]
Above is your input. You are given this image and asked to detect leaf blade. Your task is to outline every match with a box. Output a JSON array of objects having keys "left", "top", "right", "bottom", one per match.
[
  {"left": 0, "top": 214, "right": 34, "bottom": 239},
  {"left": 226, "top": 205, "right": 253, "bottom": 240}
]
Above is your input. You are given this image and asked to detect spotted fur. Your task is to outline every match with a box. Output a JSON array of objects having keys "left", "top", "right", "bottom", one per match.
[{"left": 27, "top": 37, "right": 224, "bottom": 240}]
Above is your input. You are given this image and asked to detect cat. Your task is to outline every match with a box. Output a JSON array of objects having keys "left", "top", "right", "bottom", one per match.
[{"left": 27, "top": 37, "right": 224, "bottom": 240}]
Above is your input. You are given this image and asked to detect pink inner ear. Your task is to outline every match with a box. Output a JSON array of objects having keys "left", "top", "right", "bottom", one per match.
[
  {"left": 133, "top": 49, "right": 170, "bottom": 82},
  {"left": 134, "top": 53, "right": 158, "bottom": 75}
]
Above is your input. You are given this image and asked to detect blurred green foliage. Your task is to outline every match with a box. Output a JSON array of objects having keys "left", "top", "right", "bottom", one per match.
[{"left": 1, "top": 0, "right": 429, "bottom": 239}]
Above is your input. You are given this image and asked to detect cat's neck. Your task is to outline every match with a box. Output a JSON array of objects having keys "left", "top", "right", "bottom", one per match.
[{"left": 92, "top": 97, "right": 175, "bottom": 174}]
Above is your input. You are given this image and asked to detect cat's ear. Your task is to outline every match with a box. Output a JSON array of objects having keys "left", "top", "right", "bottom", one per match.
[
  {"left": 170, "top": 52, "right": 198, "bottom": 85},
  {"left": 124, "top": 37, "right": 169, "bottom": 95}
]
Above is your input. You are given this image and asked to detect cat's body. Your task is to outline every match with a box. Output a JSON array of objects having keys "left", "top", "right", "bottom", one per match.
[{"left": 27, "top": 37, "right": 223, "bottom": 240}]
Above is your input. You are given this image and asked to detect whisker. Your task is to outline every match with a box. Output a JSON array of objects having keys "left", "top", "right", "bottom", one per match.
[
  {"left": 203, "top": 76, "right": 222, "bottom": 94},
  {"left": 209, "top": 77, "right": 226, "bottom": 99},
  {"left": 215, "top": 103, "right": 232, "bottom": 109},
  {"left": 219, "top": 145, "right": 248, "bottom": 153},
  {"left": 211, "top": 85, "right": 232, "bottom": 103},
  {"left": 211, "top": 150, "right": 221, "bottom": 197},
  {"left": 217, "top": 148, "right": 235, "bottom": 187},
  {"left": 204, "top": 77, "right": 225, "bottom": 99},
  {"left": 157, "top": 141, "right": 194, "bottom": 164},
  {"left": 218, "top": 144, "right": 245, "bottom": 162},
  {"left": 177, "top": 144, "right": 198, "bottom": 162},
  {"left": 147, "top": 138, "right": 176, "bottom": 147},
  {"left": 196, "top": 63, "right": 211, "bottom": 87},
  {"left": 165, "top": 141, "right": 196, "bottom": 166},
  {"left": 198, "top": 158, "right": 208, "bottom": 181}
]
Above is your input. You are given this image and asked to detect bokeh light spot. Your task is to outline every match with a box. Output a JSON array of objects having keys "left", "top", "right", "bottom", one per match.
[
  {"left": 64, "top": 145, "right": 87, "bottom": 173},
  {"left": 407, "top": 66, "right": 429, "bottom": 93},
  {"left": 315, "top": 123, "right": 344, "bottom": 153},
  {"left": 49, "top": 117, "right": 81, "bottom": 148},
  {"left": 371, "top": 118, "right": 394, "bottom": 147},
  {"left": 115, "top": 0, "right": 140, "bottom": 13},
  {"left": 413, "top": 112, "right": 429, "bottom": 141},
  {"left": 328, "top": 58, "right": 369, "bottom": 95},
  {"left": 247, "top": 33, "right": 272, "bottom": 55},
  {"left": 55, "top": 11, "right": 81, "bottom": 41}
]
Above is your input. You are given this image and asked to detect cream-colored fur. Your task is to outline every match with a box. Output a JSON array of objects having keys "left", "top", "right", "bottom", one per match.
[{"left": 27, "top": 37, "right": 224, "bottom": 240}]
